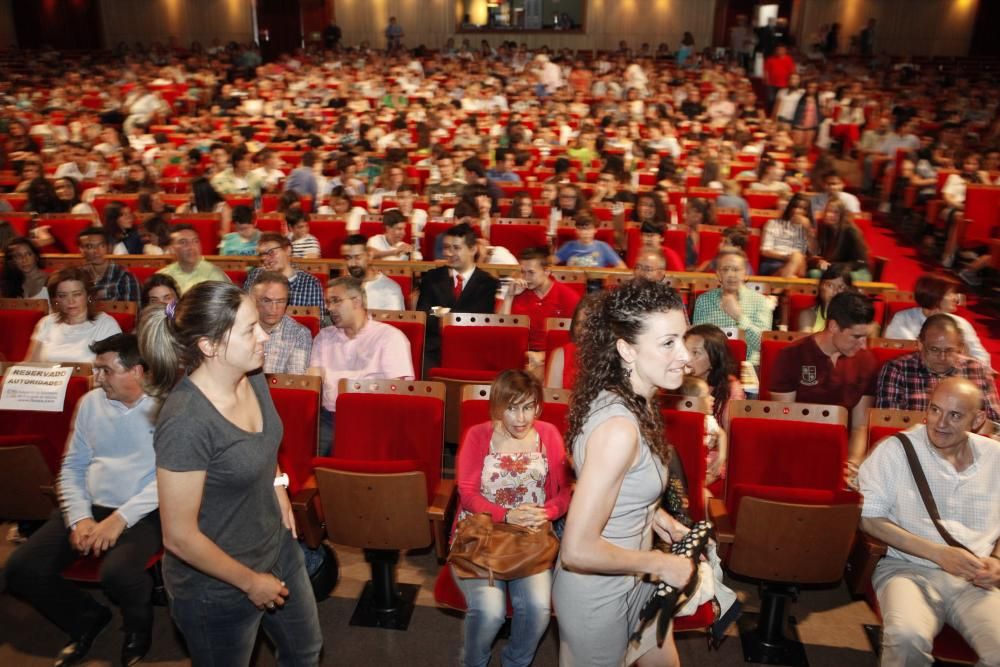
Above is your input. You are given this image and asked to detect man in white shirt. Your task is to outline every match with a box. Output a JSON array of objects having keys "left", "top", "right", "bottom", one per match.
[
  {"left": 5, "top": 334, "right": 161, "bottom": 667},
  {"left": 809, "top": 172, "right": 861, "bottom": 217},
  {"left": 342, "top": 234, "right": 405, "bottom": 311},
  {"left": 859, "top": 378, "right": 1000, "bottom": 666}
]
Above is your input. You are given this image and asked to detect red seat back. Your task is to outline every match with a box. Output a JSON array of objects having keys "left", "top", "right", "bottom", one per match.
[
  {"left": 44, "top": 216, "right": 95, "bottom": 253},
  {"left": 269, "top": 376, "right": 321, "bottom": 494},
  {"left": 440, "top": 324, "right": 529, "bottom": 373},
  {"left": 331, "top": 389, "right": 444, "bottom": 500},
  {"left": 662, "top": 408, "right": 707, "bottom": 522},
  {"left": 726, "top": 409, "right": 849, "bottom": 522},
  {"left": 169, "top": 216, "right": 220, "bottom": 254},
  {"left": 489, "top": 223, "right": 548, "bottom": 258},
  {"left": 309, "top": 219, "right": 348, "bottom": 258},
  {"left": 0, "top": 307, "right": 47, "bottom": 362},
  {"left": 757, "top": 337, "right": 798, "bottom": 400},
  {"left": 962, "top": 185, "right": 1000, "bottom": 246},
  {"left": 0, "top": 373, "right": 92, "bottom": 474},
  {"left": 290, "top": 314, "right": 321, "bottom": 338}
]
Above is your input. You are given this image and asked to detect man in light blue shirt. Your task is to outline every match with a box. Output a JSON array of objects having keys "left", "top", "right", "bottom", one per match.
[{"left": 5, "top": 333, "right": 161, "bottom": 667}]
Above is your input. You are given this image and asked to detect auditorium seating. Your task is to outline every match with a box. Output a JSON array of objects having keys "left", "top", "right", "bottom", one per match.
[
  {"left": 308, "top": 379, "right": 447, "bottom": 629},
  {"left": 0, "top": 298, "right": 48, "bottom": 362},
  {"left": 96, "top": 299, "right": 137, "bottom": 333},
  {"left": 710, "top": 400, "right": 859, "bottom": 664},
  {"left": 286, "top": 305, "right": 321, "bottom": 337},
  {"left": 0, "top": 362, "right": 93, "bottom": 492},
  {"left": 757, "top": 331, "right": 811, "bottom": 400},
  {"left": 369, "top": 309, "right": 426, "bottom": 379}
]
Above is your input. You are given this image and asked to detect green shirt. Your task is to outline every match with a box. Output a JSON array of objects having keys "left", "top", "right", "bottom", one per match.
[
  {"left": 157, "top": 259, "right": 232, "bottom": 294},
  {"left": 691, "top": 285, "right": 774, "bottom": 366}
]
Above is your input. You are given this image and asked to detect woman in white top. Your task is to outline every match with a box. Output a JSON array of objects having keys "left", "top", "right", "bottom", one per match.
[
  {"left": 2, "top": 237, "right": 50, "bottom": 302},
  {"left": 26, "top": 267, "right": 122, "bottom": 363},
  {"left": 884, "top": 274, "right": 991, "bottom": 368},
  {"left": 772, "top": 73, "right": 804, "bottom": 127}
]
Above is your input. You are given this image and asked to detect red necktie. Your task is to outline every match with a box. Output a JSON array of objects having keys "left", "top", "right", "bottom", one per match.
[{"left": 453, "top": 273, "right": 464, "bottom": 302}]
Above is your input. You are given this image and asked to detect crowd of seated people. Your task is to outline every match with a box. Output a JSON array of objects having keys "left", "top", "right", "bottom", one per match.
[{"left": 1, "top": 30, "right": 999, "bottom": 667}]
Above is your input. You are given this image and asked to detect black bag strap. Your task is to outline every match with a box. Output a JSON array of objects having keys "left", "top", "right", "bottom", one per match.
[{"left": 896, "top": 432, "right": 974, "bottom": 554}]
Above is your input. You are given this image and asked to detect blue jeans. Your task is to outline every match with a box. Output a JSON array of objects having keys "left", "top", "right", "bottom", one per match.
[
  {"left": 454, "top": 568, "right": 552, "bottom": 667},
  {"left": 168, "top": 532, "right": 322, "bottom": 666},
  {"left": 318, "top": 408, "right": 335, "bottom": 457}
]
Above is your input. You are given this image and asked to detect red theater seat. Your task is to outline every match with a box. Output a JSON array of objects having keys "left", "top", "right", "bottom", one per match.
[
  {"left": 286, "top": 305, "right": 321, "bottom": 338},
  {"left": 0, "top": 298, "right": 49, "bottom": 362},
  {"left": 96, "top": 300, "right": 137, "bottom": 333},
  {"left": 370, "top": 310, "right": 425, "bottom": 379}
]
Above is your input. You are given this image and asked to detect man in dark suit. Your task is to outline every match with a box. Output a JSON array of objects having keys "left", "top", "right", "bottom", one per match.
[{"left": 416, "top": 222, "right": 499, "bottom": 371}]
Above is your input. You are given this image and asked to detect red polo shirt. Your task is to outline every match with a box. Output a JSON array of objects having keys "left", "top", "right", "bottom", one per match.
[
  {"left": 511, "top": 279, "right": 582, "bottom": 351},
  {"left": 770, "top": 335, "right": 878, "bottom": 409},
  {"left": 764, "top": 54, "right": 796, "bottom": 88}
]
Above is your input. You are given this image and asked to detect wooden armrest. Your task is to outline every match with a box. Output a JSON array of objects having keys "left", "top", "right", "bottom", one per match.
[
  {"left": 427, "top": 478, "right": 456, "bottom": 521},
  {"left": 291, "top": 486, "right": 326, "bottom": 550},
  {"left": 427, "top": 478, "right": 457, "bottom": 563},
  {"left": 707, "top": 497, "right": 733, "bottom": 544},
  {"left": 844, "top": 529, "right": 888, "bottom": 597}
]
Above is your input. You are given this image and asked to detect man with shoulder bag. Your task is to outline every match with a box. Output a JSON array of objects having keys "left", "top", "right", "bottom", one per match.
[{"left": 858, "top": 378, "right": 1000, "bottom": 666}]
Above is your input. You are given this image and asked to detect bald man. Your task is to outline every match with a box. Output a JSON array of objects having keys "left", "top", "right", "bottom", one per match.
[
  {"left": 859, "top": 378, "right": 1000, "bottom": 666},
  {"left": 633, "top": 249, "right": 667, "bottom": 283}
]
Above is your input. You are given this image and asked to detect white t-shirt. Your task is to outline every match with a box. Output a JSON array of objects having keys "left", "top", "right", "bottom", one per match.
[
  {"left": 30, "top": 312, "right": 122, "bottom": 363},
  {"left": 364, "top": 273, "right": 406, "bottom": 311},
  {"left": 367, "top": 234, "right": 409, "bottom": 261}
]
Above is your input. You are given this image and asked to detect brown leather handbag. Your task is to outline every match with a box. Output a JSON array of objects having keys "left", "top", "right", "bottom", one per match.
[{"left": 448, "top": 513, "right": 560, "bottom": 586}]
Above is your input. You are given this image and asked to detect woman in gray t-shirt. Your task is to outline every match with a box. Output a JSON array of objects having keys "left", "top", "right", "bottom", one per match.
[{"left": 139, "top": 281, "right": 322, "bottom": 665}]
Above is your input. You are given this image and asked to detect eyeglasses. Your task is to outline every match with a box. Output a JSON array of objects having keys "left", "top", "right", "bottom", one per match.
[
  {"left": 259, "top": 246, "right": 282, "bottom": 258},
  {"left": 257, "top": 298, "right": 288, "bottom": 308},
  {"left": 325, "top": 295, "right": 358, "bottom": 306}
]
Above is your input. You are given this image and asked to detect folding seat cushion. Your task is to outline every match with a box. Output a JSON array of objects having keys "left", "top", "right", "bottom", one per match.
[{"left": 45, "top": 216, "right": 94, "bottom": 253}]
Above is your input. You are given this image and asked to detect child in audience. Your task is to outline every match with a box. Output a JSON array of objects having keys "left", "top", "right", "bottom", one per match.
[
  {"left": 681, "top": 375, "right": 728, "bottom": 498},
  {"left": 286, "top": 210, "right": 321, "bottom": 258},
  {"left": 554, "top": 212, "right": 625, "bottom": 268},
  {"left": 217, "top": 205, "right": 260, "bottom": 256}
]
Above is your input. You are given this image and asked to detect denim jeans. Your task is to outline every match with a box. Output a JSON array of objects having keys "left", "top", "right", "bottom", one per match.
[
  {"left": 318, "top": 408, "right": 335, "bottom": 457},
  {"left": 168, "top": 532, "right": 322, "bottom": 666},
  {"left": 455, "top": 568, "right": 552, "bottom": 667}
]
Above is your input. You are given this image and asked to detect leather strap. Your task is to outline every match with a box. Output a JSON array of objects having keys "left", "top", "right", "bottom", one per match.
[{"left": 896, "top": 432, "right": 974, "bottom": 554}]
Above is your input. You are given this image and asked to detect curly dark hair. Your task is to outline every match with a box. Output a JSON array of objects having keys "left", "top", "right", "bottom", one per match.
[{"left": 565, "top": 279, "right": 686, "bottom": 463}]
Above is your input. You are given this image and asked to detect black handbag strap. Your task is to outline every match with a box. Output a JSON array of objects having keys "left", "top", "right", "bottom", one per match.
[{"left": 895, "top": 433, "right": 974, "bottom": 554}]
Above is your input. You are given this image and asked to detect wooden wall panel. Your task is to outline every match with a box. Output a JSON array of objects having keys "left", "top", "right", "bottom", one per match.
[
  {"left": 99, "top": 0, "right": 254, "bottom": 50},
  {"left": 336, "top": 0, "right": 717, "bottom": 52},
  {"left": 799, "top": 0, "right": 977, "bottom": 57}
]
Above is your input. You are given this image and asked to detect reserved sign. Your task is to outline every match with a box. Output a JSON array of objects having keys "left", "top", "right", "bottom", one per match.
[{"left": 0, "top": 365, "right": 74, "bottom": 412}]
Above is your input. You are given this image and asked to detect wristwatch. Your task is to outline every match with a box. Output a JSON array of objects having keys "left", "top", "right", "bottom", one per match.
[{"left": 273, "top": 473, "right": 289, "bottom": 489}]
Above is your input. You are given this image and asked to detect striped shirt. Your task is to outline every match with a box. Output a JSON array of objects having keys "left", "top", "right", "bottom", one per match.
[{"left": 289, "top": 233, "right": 321, "bottom": 259}]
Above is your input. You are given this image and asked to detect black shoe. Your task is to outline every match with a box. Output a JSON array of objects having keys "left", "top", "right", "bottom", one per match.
[
  {"left": 121, "top": 631, "right": 152, "bottom": 667},
  {"left": 54, "top": 606, "right": 112, "bottom": 667}
]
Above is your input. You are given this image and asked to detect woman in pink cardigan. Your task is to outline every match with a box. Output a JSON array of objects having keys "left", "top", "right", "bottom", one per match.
[{"left": 454, "top": 369, "right": 573, "bottom": 667}]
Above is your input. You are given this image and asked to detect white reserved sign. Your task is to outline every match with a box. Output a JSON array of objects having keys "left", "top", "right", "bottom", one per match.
[{"left": 0, "top": 365, "right": 75, "bottom": 412}]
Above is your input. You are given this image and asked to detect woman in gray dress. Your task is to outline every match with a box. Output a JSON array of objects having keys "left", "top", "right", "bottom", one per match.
[{"left": 553, "top": 279, "right": 694, "bottom": 667}]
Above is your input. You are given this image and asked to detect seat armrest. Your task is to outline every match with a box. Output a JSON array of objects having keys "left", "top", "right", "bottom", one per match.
[
  {"left": 707, "top": 497, "right": 734, "bottom": 544},
  {"left": 845, "top": 529, "right": 888, "bottom": 597},
  {"left": 427, "top": 478, "right": 456, "bottom": 521},
  {"left": 291, "top": 486, "right": 326, "bottom": 550},
  {"left": 427, "top": 479, "right": 457, "bottom": 563}
]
